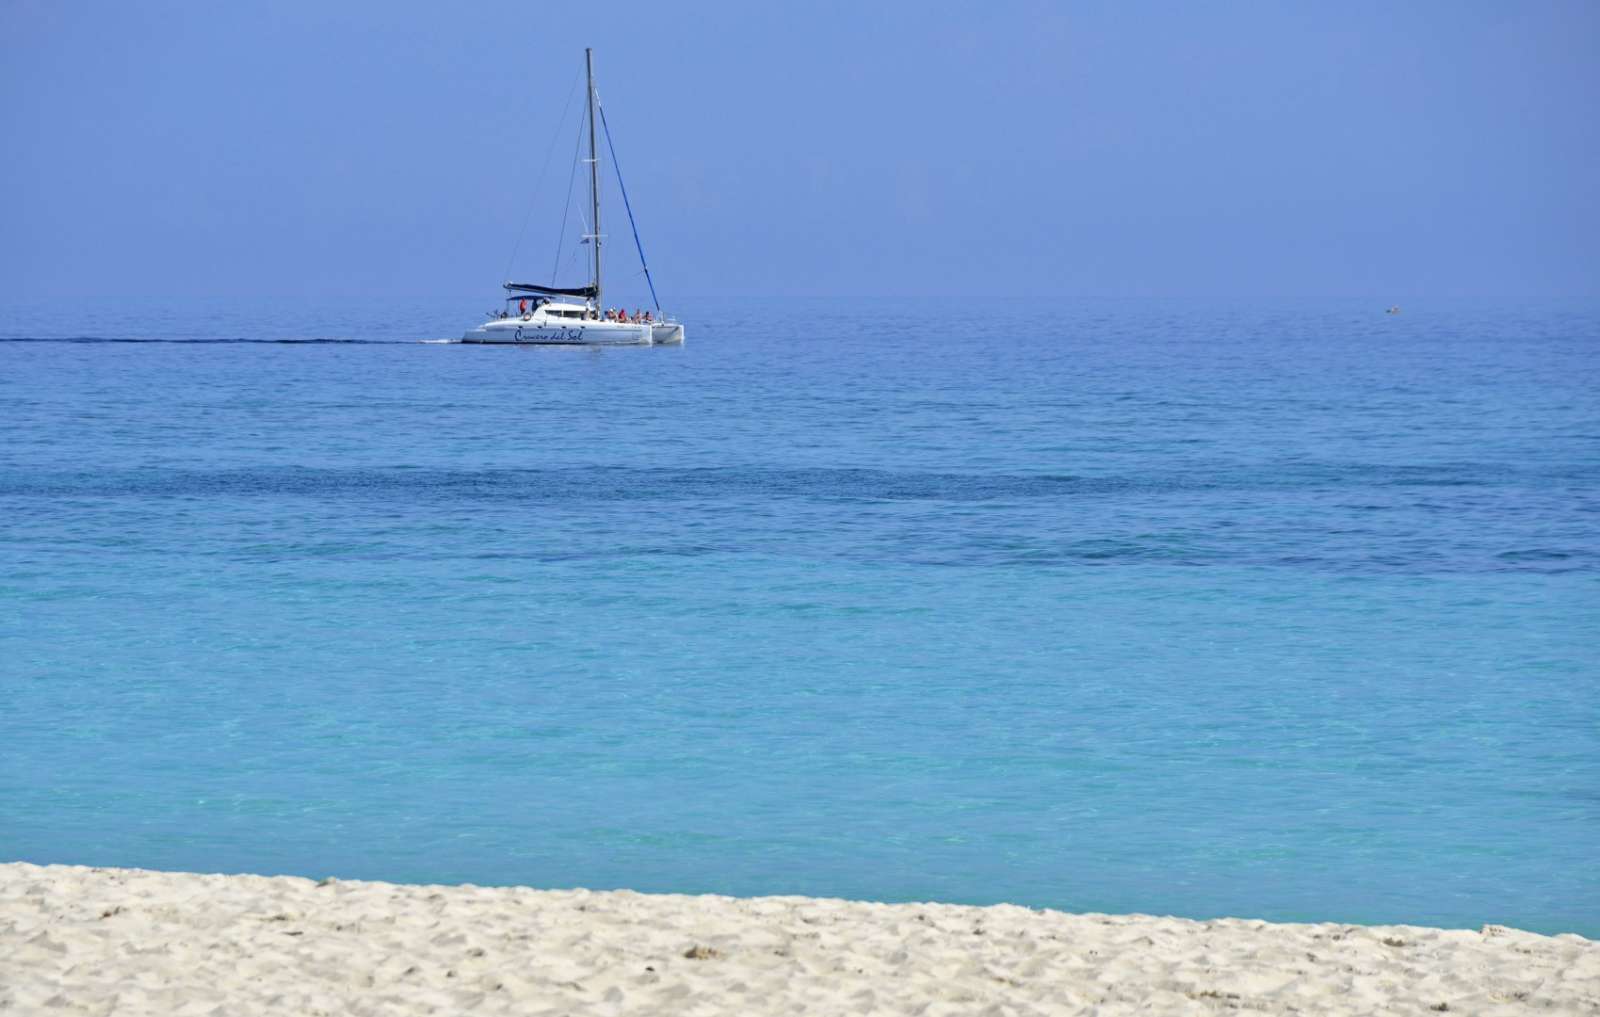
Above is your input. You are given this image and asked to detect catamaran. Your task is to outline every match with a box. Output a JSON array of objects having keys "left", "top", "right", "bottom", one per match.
[{"left": 464, "top": 49, "right": 683, "bottom": 346}]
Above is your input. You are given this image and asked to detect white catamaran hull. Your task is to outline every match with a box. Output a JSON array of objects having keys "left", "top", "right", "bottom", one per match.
[
  {"left": 650, "top": 323, "right": 685, "bottom": 345},
  {"left": 462, "top": 321, "right": 652, "bottom": 345}
]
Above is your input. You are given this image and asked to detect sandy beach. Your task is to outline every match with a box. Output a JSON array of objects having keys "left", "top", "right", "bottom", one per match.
[{"left": 1, "top": 862, "right": 1595, "bottom": 1015}]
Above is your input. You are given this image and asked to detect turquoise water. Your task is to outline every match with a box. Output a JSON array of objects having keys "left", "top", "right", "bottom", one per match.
[{"left": 2, "top": 298, "right": 1597, "bottom": 936}]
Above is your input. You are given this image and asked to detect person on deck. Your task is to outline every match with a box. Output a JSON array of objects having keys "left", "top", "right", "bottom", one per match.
[{"left": 619, "top": 309, "right": 629, "bottom": 323}]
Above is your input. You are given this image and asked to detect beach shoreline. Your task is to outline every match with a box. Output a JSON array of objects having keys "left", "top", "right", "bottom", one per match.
[{"left": 3, "top": 861, "right": 1594, "bottom": 1015}]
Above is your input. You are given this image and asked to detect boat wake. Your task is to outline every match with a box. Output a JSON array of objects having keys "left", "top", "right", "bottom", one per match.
[{"left": 0, "top": 337, "right": 418, "bottom": 345}]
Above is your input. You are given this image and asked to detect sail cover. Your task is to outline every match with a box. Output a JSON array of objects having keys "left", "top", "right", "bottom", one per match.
[{"left": 504, "top": 282, "right": 598, "bottom": 299}]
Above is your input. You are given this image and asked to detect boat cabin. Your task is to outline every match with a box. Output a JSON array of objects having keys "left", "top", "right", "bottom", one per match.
[
  {"left": 540, "top": 302, "right": 593, "bottom": 320},
  {"left": 491, "top": 295, "right": 596, "bottom": 322}
]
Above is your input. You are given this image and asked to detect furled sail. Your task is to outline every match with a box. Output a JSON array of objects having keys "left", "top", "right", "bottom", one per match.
[{"left": 503, "top": 282, "right": 599, "bottom": 299}]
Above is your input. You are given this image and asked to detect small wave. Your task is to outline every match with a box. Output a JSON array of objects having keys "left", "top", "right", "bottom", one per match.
[
  {"left": 3, "top": 462, "right": 1579, "bottom": 505},
  {"left": 0, "top": 466, "right": 1094, "bottom": 502},
  {"left": 1496, "top": 549, "right": 1572, "bottom": 562}
]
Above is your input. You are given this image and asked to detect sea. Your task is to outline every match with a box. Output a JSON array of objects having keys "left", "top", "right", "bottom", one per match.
[{"left": 1, "top": 296, "right": 1596, "bottom": 937}]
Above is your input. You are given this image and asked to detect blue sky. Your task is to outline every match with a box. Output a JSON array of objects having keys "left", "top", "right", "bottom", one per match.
[{"left": 2, "top": 1, "right": 1596, "bottom": 302}]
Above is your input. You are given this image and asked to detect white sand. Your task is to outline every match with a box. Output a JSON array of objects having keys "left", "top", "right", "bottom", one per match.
[{"left": 2, "top": 862, "right": 1595, "bottom": 1015}]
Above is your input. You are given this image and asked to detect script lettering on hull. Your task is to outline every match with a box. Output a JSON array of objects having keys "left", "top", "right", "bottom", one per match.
[{"left": 512, "top": 326, "right": 589, "bottom": 343}]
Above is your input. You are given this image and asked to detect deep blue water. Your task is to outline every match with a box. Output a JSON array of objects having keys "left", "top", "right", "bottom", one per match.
[{"left": 2, "top": 297, "right": 1597, "bottom": 936}]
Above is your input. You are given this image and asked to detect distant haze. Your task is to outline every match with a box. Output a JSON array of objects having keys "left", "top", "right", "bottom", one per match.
[{"left": 3, "top": 0, "right": 1596, "bottom": 303}]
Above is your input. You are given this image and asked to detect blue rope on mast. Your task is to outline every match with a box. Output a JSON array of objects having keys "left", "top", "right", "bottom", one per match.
[{"left": 596, "top": 101, "right": 661, "bottom": 311}]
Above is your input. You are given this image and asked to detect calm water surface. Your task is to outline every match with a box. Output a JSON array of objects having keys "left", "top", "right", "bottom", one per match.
[{"left": 2, "top": 297, "right": 1596, "bottom": 935}]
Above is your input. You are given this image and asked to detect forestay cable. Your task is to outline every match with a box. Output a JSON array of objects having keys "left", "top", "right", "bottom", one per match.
[{"left": 596, "top": 98, "right": 661, "bottom": 312}]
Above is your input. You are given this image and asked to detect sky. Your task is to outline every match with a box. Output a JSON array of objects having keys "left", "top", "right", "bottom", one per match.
[{"left": 2, "top": 0, "right": 1596, "bottom": 303}]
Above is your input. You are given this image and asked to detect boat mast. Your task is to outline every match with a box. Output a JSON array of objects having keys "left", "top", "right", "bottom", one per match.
[{"left": 585, "top": 48, "right": 602, "bottom": 316}]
